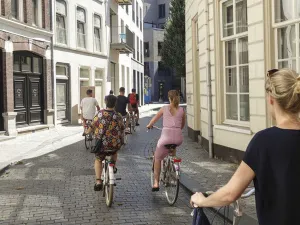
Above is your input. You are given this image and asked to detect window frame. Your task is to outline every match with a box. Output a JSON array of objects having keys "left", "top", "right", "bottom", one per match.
[
  {"left": 272, "top": 0, "right": 300, "bottom": 71},
  {"left": 158, "top": 4, "right": 165, "bottom": 19},
  {"left": 93, "top": 14, "right": 102, "bottom": 53},
  {"left": 137, "top": 36, "right": 140, "bottom": 61},
  {"left": 220, "top": 0, "right": 250, "bottom": 126},
  {"left": 79, "top": 67, "right": 90, "bottom": 86},
  {"left": 76, "top": 6, "right": 87, "bottom": 49},
  {"left": 55, "top": 0, "right": 68, "bottom": 45},
  {"left": 11, "top": 0, "right": 19, "bottom": 19}
]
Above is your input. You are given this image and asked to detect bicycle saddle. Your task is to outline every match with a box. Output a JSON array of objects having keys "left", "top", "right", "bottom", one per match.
[{"left": 164, "top": 144, "right": 177, "bottom": 149}]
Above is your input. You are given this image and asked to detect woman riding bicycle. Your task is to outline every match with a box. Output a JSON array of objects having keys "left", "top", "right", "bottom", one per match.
[
  {"left": 147, "top": 90, "right": 186, "bottom": 191},
  {"left": 190, "top": 68, "right": 300, "bottom": 225}
]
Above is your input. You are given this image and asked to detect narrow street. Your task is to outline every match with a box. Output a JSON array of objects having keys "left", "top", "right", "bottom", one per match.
[{"left": 0, "top": 114, "right": 225, "bottom": 225}]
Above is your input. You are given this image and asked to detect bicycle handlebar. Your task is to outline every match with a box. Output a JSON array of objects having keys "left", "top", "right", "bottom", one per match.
[{"left": 147, "top": 126, "right": 162, "bottom": 131}]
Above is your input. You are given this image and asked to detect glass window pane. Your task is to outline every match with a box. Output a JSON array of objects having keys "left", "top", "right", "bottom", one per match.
[
  {"left": 11, "top": 0, "right": 18, "bottom": 19},
  {"left": 80, "top": 68, "right": 89, "bottom": 79},
  {"left": 95, "top": 70, "right": 103, "bottom": 79},
  {"left": 278, "top": 60, "right": 289, "bottom": 68},
  {"left": 225, "top": 40, "right": 236, "bottom": 66},
  {"left": 80, "top": 80, "right": 89, "bottom": 87},
  {"left": 239, "top": 37, "right": 248, "bottom": 64},
  {"left": 226, "top": 94, "right": 238, "bottom": 120},
  {"left": 275, "top": 0, "right": 293, "bottom": 23},
  {"left": 13, "top": 55, "right": 20, "bottom": 71},
  {"left": 32, "top": 0, "right": 38, "bottom": 25},
  {"left": 77, "top": 7, "right": 86, "bottom": 22},
  {"left": 94, "top": 15, "right": 101, "bottom": 28},
  {"left": 239, "top": 66, "right": 249, "bottom": 92},
  {"left": 223, "top": 0, "right": 234, "bottom": 37},
  {"left": 95, "top": 81, "right": 102, "bottom": 86},
  {"left": 226, "top": 68, "right": 237, "bottom": 93},
  {"left": 236, "top": 0, "right": 247, "bottom": 33},
  {"left": 77, "top": 22, "right": 86, "bottom": 48},
  {"left": 56, "top": 83, "right": 66, "bottom": 104},
  {"left": 33, "top": 57, "right": 42, "bottom": 73},
  {"left": 56, "top": 15, "right": 67, "bottom": 44},
  {"left": 56, "top": 0, "right": 66, "bottom": 16},
  {"left": 56, "top": 65, "right": 66, "bottom": 76},
  {"left": 240, "top": 94, "right": 249, "bottom": 121},
  {"left": 277, "top": 25, "right": 296, "bottom": 60},
  {"left": 21, "top": 56, "right": 32, "bottom": 72}
]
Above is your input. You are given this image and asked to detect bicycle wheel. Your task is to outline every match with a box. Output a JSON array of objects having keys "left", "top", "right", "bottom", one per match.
[
  {"left": 150, "top": 159, "right": 155, "bottom": 187},
  {"left": 164, "top": 161, "right": 179, "bottom": 206},
  {"left": 124, "top": 133, "right": 128, "bottom": 145},
  {"left": 131, "top": 117, "right": 136, "bottom": 132},
  {"left": 84, "top": 135, "right": 90, "bottom": 150},
  {"left": 105, "top": 166, "right": 114, "bottom": 207}
]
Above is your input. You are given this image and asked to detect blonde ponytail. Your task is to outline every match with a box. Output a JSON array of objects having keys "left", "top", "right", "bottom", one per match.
[{"left": 168, "top": 90, "right": 180, "bottom": 108}]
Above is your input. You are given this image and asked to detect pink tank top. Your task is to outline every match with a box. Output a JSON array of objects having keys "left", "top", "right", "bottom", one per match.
[{"left": 163, "top": 105, "right": 184, "bottom": 129}]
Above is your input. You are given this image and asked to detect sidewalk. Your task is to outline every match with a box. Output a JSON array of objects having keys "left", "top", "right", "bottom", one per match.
[
  {"left": 178, "top": 128, "right": 258, "bottom": 224},
  {"left": 0, "top": 104, "right": 165, "bottom": 174}
]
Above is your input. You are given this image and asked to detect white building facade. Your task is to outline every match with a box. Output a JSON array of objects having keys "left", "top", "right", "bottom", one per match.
[
  {"left": 109, "top": 0, "right": 144, "bottom": 104},
  {"left": 186, "top": 0, "right": 296, "bottom": 162}
]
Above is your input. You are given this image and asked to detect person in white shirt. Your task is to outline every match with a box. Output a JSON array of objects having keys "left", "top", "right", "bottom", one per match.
[{"left": 80, "top": 89, "right": 100, "bottom": 135}]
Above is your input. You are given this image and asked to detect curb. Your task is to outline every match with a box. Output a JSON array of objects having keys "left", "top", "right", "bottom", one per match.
[
  {"left": 179, "top": 172, "right": 259, "bottom": 225},
  {"left": 0, "top": 164, "right": 11, "bottom": 177}
]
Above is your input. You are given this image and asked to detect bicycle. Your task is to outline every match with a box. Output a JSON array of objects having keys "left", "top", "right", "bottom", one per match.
[
  {"left": 84, "top": 120, "right": 96, "bottom": 150},
  {"left": 128, "top": 111, "right": 137, "bottom": 133},
  {"left": 122, "top": 116, "right": 130, "bottom": 145},
  {"left": 100, "top": 150, "right": 121, "bottom": 207},
  {"left": 148, "top": 126, "right": 182, "bottom": 206},
  {"left": 191, "top": 188, "right": 255, "bottom": 224}
]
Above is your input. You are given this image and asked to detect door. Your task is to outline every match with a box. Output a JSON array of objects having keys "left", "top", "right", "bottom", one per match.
[
  {"left": 13, "top": 52, "right": 44, "bottom": 127},
  {"left": 56, "top": 79, "right": 69, "bottom": 122},
  {"left": 0, "top": 49, "right": 3, "bottom": 131},
  {"left": 158, "top": 82, "right": 165, "bottom": 101}
]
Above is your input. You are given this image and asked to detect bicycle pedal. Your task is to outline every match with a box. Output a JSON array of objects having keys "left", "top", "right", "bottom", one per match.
[{"left": 116, "top": 178, "right": 121, "bottom": 180}]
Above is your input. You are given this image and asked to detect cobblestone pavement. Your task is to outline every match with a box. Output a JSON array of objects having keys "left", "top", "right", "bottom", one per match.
[{"left": 0, "top": 112, "right": 226, "bottom": 225}]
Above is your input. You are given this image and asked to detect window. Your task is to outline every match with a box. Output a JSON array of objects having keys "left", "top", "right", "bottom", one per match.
[
  {"left": 95, "top": 69, "right": 103, "bottom": 106},
  {"left": 222, "top": 0, "right": 249, "bottom": 123},
  {"left": 144, "top": 42, "right": 149, "bottom": 57},
  {"left": 56, "top": 0, "right": 67, "bottom": 44},
  {"left": 137, "top": 36, "right": 139, "bottom": 61},
  {"left": 140, "top": 7, "right": 142, "bottom": 31},
  {"left": 158, "top": 42, "right": 163, "bottom": 56},
  {"left": 132, "top": 0, "right": 135, "bottom": 22},
  {"left": 136, "top": 2, "right": 139, "bottom": 26},
  {"left": 80, "top": 68, "right": 89, "bottom": 87},
  {"left": 11, "top": 0, "right": 18, "bottom": 19},
  {"left": 94, "top": 15, "right": 102, "bottom": 52},
  {"left": 133, "top": 33, "right": 136, "bottom": 58},
  {"left": 273, "top": 0, "right": 300, "bottom": 70},
  {"left": 140, "top": 40, "right": 143, "bottom": 63},
  {"left": 126, "top": 5, "right": 129, "bottom": 14},
  {"left": 32, "top": 0, "right": 38, "bottom": 25},
  {"left": 158, "top": 4, "right": 165, "bottom": 19},
  {"left": 77, "top": 7, "right": 86, "bottom": 48}
]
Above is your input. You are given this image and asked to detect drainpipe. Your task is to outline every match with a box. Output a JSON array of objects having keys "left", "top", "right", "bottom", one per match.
[
  {"left": 205, "top": 0, "right": 214, "bottom": 158},
  {"left": 50, "top": 0, "right": 56, "bottom": 126}
]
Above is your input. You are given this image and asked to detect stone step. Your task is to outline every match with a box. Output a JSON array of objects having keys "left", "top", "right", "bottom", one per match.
[
  {"left": 0, "top": 131, "right": 6, "bottom": 136},
  {"left": 17, "top": 125, "right": 51, "bottom": 135}
]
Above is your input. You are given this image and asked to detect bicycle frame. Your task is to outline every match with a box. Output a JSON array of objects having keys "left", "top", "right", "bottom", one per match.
[{"left": 102, "top": 156, "right": 115, "bottom": 185}]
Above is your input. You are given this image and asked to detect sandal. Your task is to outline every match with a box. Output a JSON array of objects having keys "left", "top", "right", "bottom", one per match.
[
  {"left": 113, "top": 167, "right": 118, "bottom": 174},
  {"left": 94, "top": 179, "right": 103, "bottom": 191},
  {"left": 152, "top": 187, "right": 160, "bottom": 192}
]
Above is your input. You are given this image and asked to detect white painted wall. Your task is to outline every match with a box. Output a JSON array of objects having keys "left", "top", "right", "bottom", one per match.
[{"left": 53, "top": 0, "right": 109, "bottom": 124}]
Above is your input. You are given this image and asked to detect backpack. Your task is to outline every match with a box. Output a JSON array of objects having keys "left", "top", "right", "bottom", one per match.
[
  {"left": 129, "top": 93, "right": 137, "bottom": 105},
  {"left": 192, "top": 208, "right": 211, "bottom": 225}
]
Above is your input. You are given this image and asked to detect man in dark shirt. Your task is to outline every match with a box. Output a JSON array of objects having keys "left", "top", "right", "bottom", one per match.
[
  {"left": 115, "top": 87, "right": 130, "bottom": 133},
  {"left": 104, "top": 90, "right": 114, "bottom": 103}
]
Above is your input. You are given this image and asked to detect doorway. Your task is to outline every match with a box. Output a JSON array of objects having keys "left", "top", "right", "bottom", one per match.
[
  {"left": 56, "top": 80, "right": 69, "bottom": 122},
  {"left": 13, "top": 52, "right": 44, "bottom": 127},
  {"left": 158, "top": 82, "right": 165, "bottom": 102}
]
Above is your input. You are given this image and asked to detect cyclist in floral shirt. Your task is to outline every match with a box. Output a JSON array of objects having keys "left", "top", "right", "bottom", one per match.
[{"left": 86, "top": 95, "right": 124, "bottom": 191}]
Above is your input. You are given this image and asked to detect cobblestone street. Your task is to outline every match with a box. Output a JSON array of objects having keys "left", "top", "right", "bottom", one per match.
[{"left": 0, "top": 112, "right": 226, "bottom": 225}]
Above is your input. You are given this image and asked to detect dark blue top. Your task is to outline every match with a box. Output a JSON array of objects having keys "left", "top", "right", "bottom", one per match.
[{"left": 244, "top": 126, "right": 300, "bottom": 225}]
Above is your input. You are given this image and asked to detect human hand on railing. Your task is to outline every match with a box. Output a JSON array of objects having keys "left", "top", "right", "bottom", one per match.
[{"left": 190, "top": 192, "right": 206, "bottom": 208}]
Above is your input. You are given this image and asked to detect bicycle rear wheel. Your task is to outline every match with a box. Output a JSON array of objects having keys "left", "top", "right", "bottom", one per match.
[
  {"left": 164, "top": 162, "right": 179, "bottom": 206},
  {"left": 105, "top": 166, "right": 114, "bottom": 207}
]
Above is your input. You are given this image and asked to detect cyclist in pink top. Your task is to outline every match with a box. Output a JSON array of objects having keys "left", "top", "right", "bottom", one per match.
[{"left": 147, "top": 90, "right": 186, "bottom": 191}]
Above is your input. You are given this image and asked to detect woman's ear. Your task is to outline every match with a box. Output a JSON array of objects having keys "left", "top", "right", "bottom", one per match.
[{"left": 268, "top": 94, "right": 274, "bottom": 106}]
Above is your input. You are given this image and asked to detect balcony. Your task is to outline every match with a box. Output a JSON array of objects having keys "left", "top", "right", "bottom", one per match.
[
  {"left": 116, "top": 0, "right": 132, "bottom": 5},
  {"left": 110, "top": 27, "right": 134, "bottom": 54}
]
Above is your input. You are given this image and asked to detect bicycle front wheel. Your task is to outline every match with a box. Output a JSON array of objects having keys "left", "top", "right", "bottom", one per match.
[
  {"left": 105, "top": 167, "right": 114, "bottom": 207},
  {"left": 165, "top": 162, "right": 179, "bottom": 206},
  {"left": 85, "top": 136, "right": 90, "bottom": 150}
]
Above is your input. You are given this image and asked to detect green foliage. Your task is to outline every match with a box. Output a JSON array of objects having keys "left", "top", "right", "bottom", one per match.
[{"left": 161, "top": 0, "right": 185, "bottom": 77}]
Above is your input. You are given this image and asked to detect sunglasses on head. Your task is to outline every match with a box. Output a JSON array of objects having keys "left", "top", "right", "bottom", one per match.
[{"left": 267, "top": 69, "right": 279, "bottom": 77}]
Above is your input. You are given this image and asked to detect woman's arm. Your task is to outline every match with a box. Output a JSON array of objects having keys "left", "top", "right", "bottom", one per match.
[
  {"left": 181, "top": 110, "right": 186, "bottom": 129},
  {"left": 147, "top": 107, "right": 164, "bottom": 128},
  {"left": 191, "top": 161, "right": 255, "bottom": 207}
]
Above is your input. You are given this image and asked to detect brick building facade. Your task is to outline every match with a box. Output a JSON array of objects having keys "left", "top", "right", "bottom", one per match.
[{"left": 0, "top": 0, "right": 53, "bottom": 136}]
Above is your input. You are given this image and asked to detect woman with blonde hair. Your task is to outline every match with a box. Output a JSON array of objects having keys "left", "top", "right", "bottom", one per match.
[
  {"left": 191, "top": 68, "right": 300, "bottom": 225},
  {"left": 147, "top": 90, "right": 186, "bottom": 191}
]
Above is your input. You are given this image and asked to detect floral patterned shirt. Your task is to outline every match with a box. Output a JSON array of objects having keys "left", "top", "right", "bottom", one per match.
[{"left": 90, "top": 109, "right": 124, "bottom": 151}]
